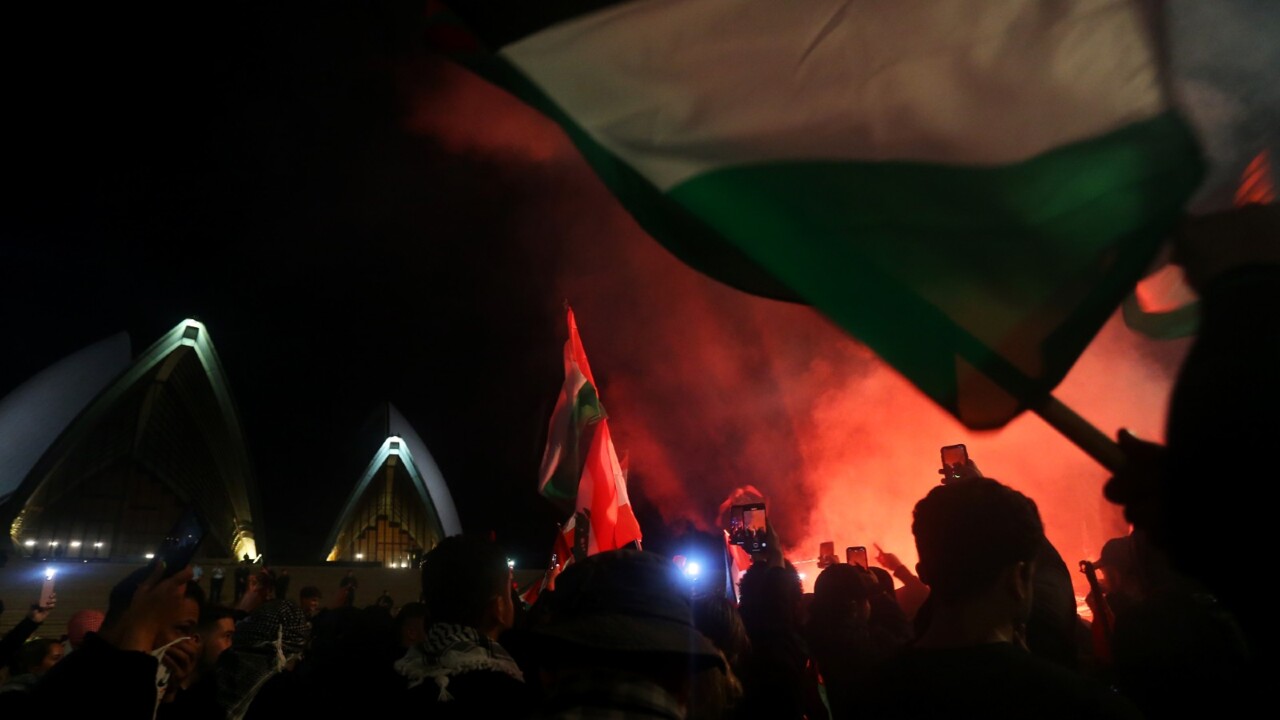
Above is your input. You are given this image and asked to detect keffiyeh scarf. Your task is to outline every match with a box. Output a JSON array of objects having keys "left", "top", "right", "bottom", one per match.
[{"left": 394, "top": 622, "right": 524, "bottom": 701}]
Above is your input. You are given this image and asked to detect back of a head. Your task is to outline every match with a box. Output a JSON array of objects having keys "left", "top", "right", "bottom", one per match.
[
  {"left": 299, "top": 586, "right": 321, "bottom": 601},
  {"left": 692, "top": 595, "right": 751, "bottom": 665},
  {"left": 15, "top": 637, "right": 57, "bottom": 675},
  {"left": 66, "top": 609, "right": 105, "bottom": 649},
  {"left": 419, "top": 534, "right": 508, "bottom": 629},
  {"left": 536, "top": 549, "right": 725, "bottom": 671},
  {"left": 234, "top": 599, "right": 310, "bottom": 656},
  {"left": 738, "top": 563, "right": 802, "bottom": 635},
  {"left": 810, "top": 564, "right": 876, "bottom": 622},
  {"left": 912, "top": 478, "right": 1044, "bottom": 604}
]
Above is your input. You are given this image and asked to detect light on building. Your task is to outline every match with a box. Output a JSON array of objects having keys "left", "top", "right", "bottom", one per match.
[
  {"left": 400, "top": 561, "right": 408, "bottom": 568},
  {"left": 355, "top": 553, "right": 364, "bottom": 560},
  {"left": 145, "top": 553, "right": 155, "bottom": 559},
  {"left": 49, "top": 540, "right": 59, "bottom": 546},
  {"left": 70, "top": 540, "right": 82, "bottom": 547},
  {"left": 24, "top": 540, "right": 36, "bottom": 547},
  {"left": 93, "top": 542, "right": 104, "bottom": 548}
]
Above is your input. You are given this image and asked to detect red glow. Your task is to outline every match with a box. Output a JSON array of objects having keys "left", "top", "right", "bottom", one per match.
[{"left": 404, "top": 64, "right": 1193, "bottom": 600}]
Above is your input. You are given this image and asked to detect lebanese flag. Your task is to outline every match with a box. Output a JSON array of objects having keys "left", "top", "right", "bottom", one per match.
[
  {"left": 521, "top": 519, "right": 579, "bottom": 606},
  {"left": 576, "top": 419, "right": 642, "bottom": 553},
  {"left": 538, "top": 307, "right": 605, "bottom": 506}
]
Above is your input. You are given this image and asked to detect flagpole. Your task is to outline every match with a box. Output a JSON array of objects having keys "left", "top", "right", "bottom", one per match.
[{"left": 1033, "top": 394, "right": 1124, "bottom": 471}]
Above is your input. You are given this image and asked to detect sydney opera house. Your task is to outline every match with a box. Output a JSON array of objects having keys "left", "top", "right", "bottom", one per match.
[{"left": 0, "top": 319, "right": 460, "bottom": 570}]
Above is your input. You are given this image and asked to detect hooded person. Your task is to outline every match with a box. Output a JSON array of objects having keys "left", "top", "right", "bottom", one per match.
[
  {"left": 532, "top": 549, "right": 731, "bottom": 719},
  {"left": 215, "top": 598, "right": 310, "bottom": 720}
]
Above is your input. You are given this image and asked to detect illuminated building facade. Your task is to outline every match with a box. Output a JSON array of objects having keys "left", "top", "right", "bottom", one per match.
[
  {"left": 323, "top": 403, "right": 461, "bottom": 566},
  {"left": 0, "top": 320, "right": 263, "bottom": 563}
]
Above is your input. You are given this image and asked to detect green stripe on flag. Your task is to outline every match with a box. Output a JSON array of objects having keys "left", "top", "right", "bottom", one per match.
[
  {"left": 463, "top": 55, "right": 1202, "bottom": 427},
  {"left": 668, "top": 112, "right": 1203, "bottom": 425},
  {"left": 541, "top": 381, "right": 605, "bottom": 505}
]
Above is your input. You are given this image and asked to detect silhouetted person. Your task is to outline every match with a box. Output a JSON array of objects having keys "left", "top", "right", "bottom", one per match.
[
  {"left": 209, "top": 566, "right": 225, "bottom": 605},
  {"left": 863, "top": 479, "right": 1140, "bottom": 719},
  {"left": 394, "top": 535, "right": 531, "bottom": 716},
  {"left": 1105, "top": 204, "right": 1278, "bottom": 690},
  {"left": 532, "top": 549, "right": 731, "bottom": 719}
]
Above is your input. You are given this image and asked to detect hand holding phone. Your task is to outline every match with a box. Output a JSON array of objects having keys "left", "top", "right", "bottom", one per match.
[
  {"left": 40, "top": 568, "right": 57, "bottom": 608},
  {"left": 728, "top": 503, "right": 768, "bottom": 554},
  {"left": 818, "top": 541, "right": 836, "bottom": 568},
  {"left": 846, "top": 546, "right": 869, "bottom": 570},
  {"left": 940, "top": 444, "right": 982, "bottom": 483},
  {"left": 158, "top": 508, "right": 207, "bottom": 578}
]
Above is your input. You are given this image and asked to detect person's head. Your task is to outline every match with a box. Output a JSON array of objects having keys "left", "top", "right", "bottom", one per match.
[
  {"left": 535, "top": 550, "right": 727, "bottom": 710},
  {"left": 691, "top": 595, "right": 751, "bottom": 670},
  {"left": 809, "top": 563, "right": 877, "bottom": 628},
  {"left": 194, "top": 605, "right": 237, "bottom": 673},
  {"left": 394, "top": 601, "right": 429, "bottom": 648},
  {"left": 232, "top": 599, "right": 310, "bottom": 659},
  {"left": 1097, "top": 535, "right": 1137, "bottom": 595},
  {"left": 299, "top": 586, "right": 322, "bottom": 617},
  {"left": 65, "top": 609, "right": 106, "bottom": 650},
  {"left": 15, "top": 637, "right": 62, "bottom": 676},
  {"left": 912, "top": 478, "right": 1043, "bottom": 614},
  {"left": 737, "top": 561, "right": 803, "bottom": 635},
  {"left": 420, "top": 535, "right": 513, "bottom": 639}
]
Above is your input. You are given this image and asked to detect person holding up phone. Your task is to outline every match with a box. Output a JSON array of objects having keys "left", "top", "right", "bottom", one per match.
[
  {"left": 25, "top": 560, "right": 201, "bottom": 718},
  {"left": 0, "top": 594, "right": 57, "bottom": 679}
]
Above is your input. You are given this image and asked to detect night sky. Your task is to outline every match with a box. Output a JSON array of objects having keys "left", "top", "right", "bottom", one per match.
[
  {"left": 2, "top": 4, "right": 1194, "bottom": 583},
  {"left": 2, "top": 4, "right": 581, "bottom": 562}
]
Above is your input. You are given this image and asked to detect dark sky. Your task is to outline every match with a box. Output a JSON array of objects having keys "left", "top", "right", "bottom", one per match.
[{"left": 1, "top": 4, "right": 581, "bottom": 562}]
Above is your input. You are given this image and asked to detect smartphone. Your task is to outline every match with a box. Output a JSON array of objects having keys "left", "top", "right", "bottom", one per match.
[
  {"left": 818, "top": 541, "right": 836, "bottom": 568},
  {"left": 40, "top": 568, "right": 56, "bottom": 607},
  {"left": 729, "top": 503, "right": 768, "bottom": 554},
  {"left": 846, "top": 546, "right": 869, "bottom": 570},
  {"left": 941, "top": 444, "right": 968, "bottom": 478},
  {"left": 158, "top": 508, "right": 206, "bottom": 579}
]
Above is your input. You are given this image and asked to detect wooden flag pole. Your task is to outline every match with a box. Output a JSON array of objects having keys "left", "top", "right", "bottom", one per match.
[{"left": 1033, "top": 394, "right": 1125, "bottom": 472}]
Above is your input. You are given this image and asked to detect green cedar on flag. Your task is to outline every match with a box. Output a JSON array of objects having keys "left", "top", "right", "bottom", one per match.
[
  {"left": 538, "top": 307, "right": 605, "bottom": 505},
  {"left": 433, "top": 0, "right": 1205, "bottom": 429}
]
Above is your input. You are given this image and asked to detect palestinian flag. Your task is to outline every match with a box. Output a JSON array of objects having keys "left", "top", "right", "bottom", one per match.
[
  {"left": 431, "top": 0, "right": 1203, "bottom": 428},
  {"left": 538, "top": 307, "right": 605, "bottom": 505}
]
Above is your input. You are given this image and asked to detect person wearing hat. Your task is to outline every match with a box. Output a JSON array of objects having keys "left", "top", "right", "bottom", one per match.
[
  {"left": 65, "top": 608, "right": 106, "bottom": 654},
  {"left": 531, "top": 549, "right": 730, "bottom": 719},
  {"left": 1093, "top": 536, "right": 1142, "bottom": 621}
]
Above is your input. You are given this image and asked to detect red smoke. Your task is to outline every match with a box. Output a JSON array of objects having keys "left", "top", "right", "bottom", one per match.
[{"left": 404, "top": 58, "right": 1193, "bottom": 597}]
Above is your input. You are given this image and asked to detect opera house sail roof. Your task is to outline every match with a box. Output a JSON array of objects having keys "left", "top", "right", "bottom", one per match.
[
  {"left": 0, "top": 319, "right": 264, "bottom": 563},
  {"left": 323, "top": 403, "right": 461, "bottom": 565}
]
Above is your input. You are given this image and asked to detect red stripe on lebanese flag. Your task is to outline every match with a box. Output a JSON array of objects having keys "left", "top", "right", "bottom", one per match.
[{"left": 577, "top": 420, "right": 642, "bottom": 553}]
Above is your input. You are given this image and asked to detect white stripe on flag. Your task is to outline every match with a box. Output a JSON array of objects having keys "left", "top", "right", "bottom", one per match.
[{"left": 503, "top": 0, "right": 1165, "bottom": 189}]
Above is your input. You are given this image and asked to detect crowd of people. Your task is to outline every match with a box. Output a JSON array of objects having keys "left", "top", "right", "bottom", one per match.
[{"left": 0, "top": 205, "right": 1274, "bottom": 718}]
